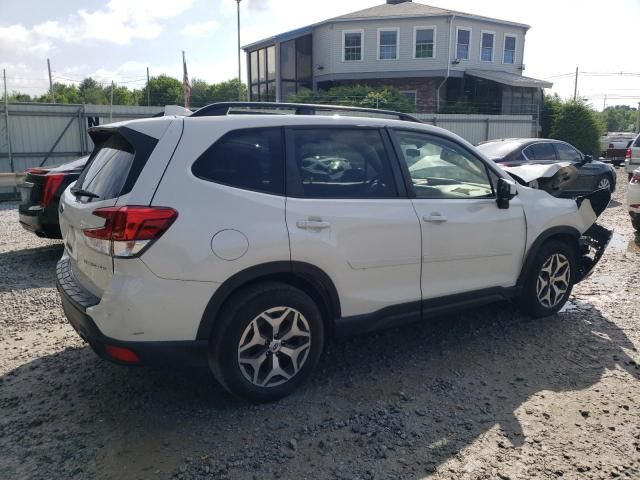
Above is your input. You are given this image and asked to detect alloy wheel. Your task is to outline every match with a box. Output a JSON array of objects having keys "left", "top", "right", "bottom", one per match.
[
  {"left": 536, "top": 253, "right": 571, "bottom": 308},
  {"left": 597, "top": 176, "right": 611, "bottom": 191},
  {"left": 237, "top": 306, "right": 311, "bottom": 387}
]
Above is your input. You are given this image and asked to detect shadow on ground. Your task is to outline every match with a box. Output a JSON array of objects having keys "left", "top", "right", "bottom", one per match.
[
  {"left": 0, "top": 244, "right": 63, "bottom": 293},
  {"left": 1, "top": 297, "right": 638, "bottom": 479}
]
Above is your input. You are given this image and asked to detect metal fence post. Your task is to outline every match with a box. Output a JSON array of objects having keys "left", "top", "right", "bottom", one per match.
[
  {"left": 77, "top": 106, "right": 84, "bottom": 156},
  {"left": 2, "top": 70, "right": 14, "bottom": 173},
  {"left": 485, "top": 118, "right": 490, "bottom": 141}
]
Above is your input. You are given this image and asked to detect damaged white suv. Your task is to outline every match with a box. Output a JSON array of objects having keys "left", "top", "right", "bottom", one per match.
[{"left": 56, "top": 103, "right": 612, "bottom": 402}]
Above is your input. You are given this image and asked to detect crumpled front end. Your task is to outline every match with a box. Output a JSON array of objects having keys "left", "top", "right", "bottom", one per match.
[{"left": 575, "top": 189, "right": 613, "bottom": 282}]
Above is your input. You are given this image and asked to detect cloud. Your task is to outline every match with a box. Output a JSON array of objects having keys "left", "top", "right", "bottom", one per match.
[
  {"left": 0, "top": 24, "right": 53, "bottom": 55},
  {"left": 181, "top": 20, "right": 220, "bottom": 37}
]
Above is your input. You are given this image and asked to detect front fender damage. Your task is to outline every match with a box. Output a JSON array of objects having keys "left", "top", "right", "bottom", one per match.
[{"left": 575, "top": 189, "right": 613, "bottom": 282}]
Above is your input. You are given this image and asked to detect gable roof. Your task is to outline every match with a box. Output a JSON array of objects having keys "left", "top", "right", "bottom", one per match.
[{"left": 328, "top": 2, "right": 530, "bottom": 29}]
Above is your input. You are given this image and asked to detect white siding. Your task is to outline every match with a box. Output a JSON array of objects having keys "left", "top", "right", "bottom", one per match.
[{"left": 313, "top": 17, "right": 527, "bottom": 79}]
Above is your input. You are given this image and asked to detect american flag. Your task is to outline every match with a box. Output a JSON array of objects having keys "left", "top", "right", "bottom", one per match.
[{"left": 182, "top": 51, "right": 191, "bottom": 109}]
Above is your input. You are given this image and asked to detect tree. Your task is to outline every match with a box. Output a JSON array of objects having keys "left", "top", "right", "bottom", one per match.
[
  {"left": 598, "top": 105, "right": 637, "bottom": 133},
  {"left": 207, "top": 78, "right": 247, "bottom": 103},
  {"left": 78, "top": 77, "right": 107, "bottom": 104},
  {"left": 550, "top": 101, "right": 601, "bottom": 156},
  {"left": 540, "top": 93, "right": 562, "bottom": 138},
  {"left": 146, "top": 75, "right": 183, "bottom": 106}
]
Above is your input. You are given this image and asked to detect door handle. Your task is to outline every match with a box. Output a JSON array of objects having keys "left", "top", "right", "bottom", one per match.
[
  {"left": 296, "top": 220, "right": 331, "bottom": 230},
  {"left": 422, "top": 214, "right": 448, "bottom": 223}
]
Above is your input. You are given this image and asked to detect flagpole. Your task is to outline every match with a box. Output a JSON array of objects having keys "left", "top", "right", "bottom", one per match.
[{"left": 182, "top": 50, "right": 190, "bottom": 109}]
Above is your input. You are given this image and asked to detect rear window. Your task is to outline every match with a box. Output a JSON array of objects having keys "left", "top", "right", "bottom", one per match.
[
  {"left": 634, "top": 135, "right": 640, "bottom": 148},
  {"left": 476, "top": 141, "right": 522, "bottom": 161},
  {"left": 191, "top": 128, "right": 285, "bottom": 195},
  {"left": 74, "top": 134, "right": 134, "bottom": 201}
]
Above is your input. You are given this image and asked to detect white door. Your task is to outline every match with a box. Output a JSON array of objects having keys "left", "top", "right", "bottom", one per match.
[
  {"left": 391, "top": 129, "right": 526, "bottom": 299},
  {"left": 285, "top": 127, "right": 422, "bottom": 319}
]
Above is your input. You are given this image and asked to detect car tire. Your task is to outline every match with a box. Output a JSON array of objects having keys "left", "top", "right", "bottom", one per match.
[
  {"left": 518, "top": 240, "right": 576, "bottom": 318},
  {"left": 632, "top": 216, "right": 640, "bottom": 232},
  {"left": 208, "top": 282, "right": 325, "bottom": 403},
  {"left": 595, "top": 174, "right": 613, "bottom": 192}
]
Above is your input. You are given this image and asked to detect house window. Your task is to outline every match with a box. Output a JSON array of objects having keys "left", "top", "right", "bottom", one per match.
[
  {"left": 249, "top": 45, "right": 276, "bottom": 101},
  {"left": 279, "top": 34, "right": 313, "bottom": 101},
  {"left": 400, "top": 91, "right": 417, "bottom": 106},
  {"left": 503, "top": 35, "right": 516, "bottom": 64},
  {"left": 481, "top": 31, "right": 494, "bottom": 62},
  {"left": 378, "top": 29, "right": 398, "bottom": 60},
  {"left": 414, "top": 27, "right": 435, "bottom": 58},
  {"left": 456, "top": 28, "right": 471, "bottom": 60},
  {"left": 343, "top": 30, "right": 363, "bottom": 61}
]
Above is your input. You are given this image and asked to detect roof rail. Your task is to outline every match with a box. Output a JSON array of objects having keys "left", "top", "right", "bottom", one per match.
[{"left": 190, "top": 102, "right": 421, "bottom": 123}]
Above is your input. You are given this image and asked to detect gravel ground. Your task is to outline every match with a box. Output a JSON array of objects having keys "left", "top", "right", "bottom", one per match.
[{"left": 1, "top": 167, "right": 639, "bottom": 480}]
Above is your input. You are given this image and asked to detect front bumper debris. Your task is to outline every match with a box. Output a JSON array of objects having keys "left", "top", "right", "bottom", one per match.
[{"left": 576, "top": 223, "right": 612, "bottom": 282}]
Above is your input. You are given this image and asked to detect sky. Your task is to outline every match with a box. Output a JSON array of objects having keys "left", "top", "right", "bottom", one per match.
[{"left": 1, "top": 0, "right": 640, "bottom": 109}]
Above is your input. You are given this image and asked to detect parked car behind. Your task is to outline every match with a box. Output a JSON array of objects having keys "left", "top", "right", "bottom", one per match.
[
  {"left": 628, "top": 169, "right": 640, "bottom": 231},
  {"left": 56, "top": 103, "right": 612, "bottom": 402},
  {"left": 626, "top": 133, "right": 640, "bottom": 180},
  {"left": 601, "top": 133, "right": 635, "bottom": 166},
  {"left": 477, "top": 138, "right": 616, "bottom": 196},
  {"left": 18, "top": 156, "right": 89, "bottom": 238}
]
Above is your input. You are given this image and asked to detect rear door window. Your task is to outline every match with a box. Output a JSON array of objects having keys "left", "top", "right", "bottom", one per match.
[
  {"left": 554, "top": 143, "right": 583, "bottom": 162},
  {"left": 74, "top": 133, "right": 134, "bottom": 202},
  {"left": 288, "top": 128, "right": 397, "bottom": 198},
  {"left": 634, "top": 135, "right": 640, "bottom": 147},
  {"left": 192, "top": 128, "right": 285, "bottom": 195},
  {"left": 524, "top": 142, "right": 556, "bottom": 161}
]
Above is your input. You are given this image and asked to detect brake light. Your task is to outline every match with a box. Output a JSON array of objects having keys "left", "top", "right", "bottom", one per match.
[
  {"left": 41, "top": 174, "right": 66, "bottom": 208},
  {"left": 626, "top": 148, "right": 632, "bottom": 160},
  {"left": 83, "top": 206, "right": 178, "bottom": 258}
]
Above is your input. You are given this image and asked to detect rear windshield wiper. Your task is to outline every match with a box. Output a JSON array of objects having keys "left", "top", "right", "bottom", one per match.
[{"left": 71, "top": 188, "right": 99, "bottom": 199}]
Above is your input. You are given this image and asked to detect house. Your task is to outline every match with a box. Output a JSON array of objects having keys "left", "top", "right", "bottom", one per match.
[{"left": 242, "top": 0, "right": 552, "bottom": 114}]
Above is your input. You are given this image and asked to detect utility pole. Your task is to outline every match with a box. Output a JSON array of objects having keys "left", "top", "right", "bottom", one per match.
[
  {"left": 573, "top": 66, "right": 578, "bottom": 102},
  {"left": 109, "top": 81, "right": 114, "bottom": 122},
  {"left": 602, "top": 94, "right": 607, "bottom": 112},
  {"left": 146, "top": 66, "right": 150, "bottom": 106},
  {"left": 3, "top": 69, "right": 14, "bottom": 173},
  {"left": 236, "top": 0, "right": 242, "bottom": 101},
  {"left": 47, "top": 58, "right": 55, "bottom": 103}
]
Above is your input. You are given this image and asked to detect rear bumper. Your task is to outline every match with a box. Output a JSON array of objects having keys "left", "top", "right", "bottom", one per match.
[
  {"left": 18, "top": 207, "right": 62, "bottom": 238},
  {"left": 56, "top": 257, "right": 208, "bottom": 366}
]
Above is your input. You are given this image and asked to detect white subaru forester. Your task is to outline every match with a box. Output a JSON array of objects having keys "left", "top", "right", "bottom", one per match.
[{"left": 57, "top": 103, "right": 612, "bottom": 402}]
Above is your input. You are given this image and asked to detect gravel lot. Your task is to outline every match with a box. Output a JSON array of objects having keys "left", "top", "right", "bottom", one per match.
[{"left": 1, "top": 167, "right": 639, "bottom": 480}]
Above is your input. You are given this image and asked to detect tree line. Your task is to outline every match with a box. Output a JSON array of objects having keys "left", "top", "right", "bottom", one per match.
[{"left": 4, "top": 76, "right": 247, "bottom": 108}]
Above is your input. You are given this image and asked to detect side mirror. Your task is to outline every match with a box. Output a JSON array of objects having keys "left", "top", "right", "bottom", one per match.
[
  {"left": 497, "top": 177, "right": 517, "bottom": 209},
  {"left": 583, "top": 154, "right": 593, "bottom": 163}
]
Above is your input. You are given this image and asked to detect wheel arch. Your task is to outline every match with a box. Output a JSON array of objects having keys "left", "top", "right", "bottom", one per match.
[
  {"left": 196, "top": 261, "right": 341, "bottom": 341},
  {"left": 517, "top": 226, "right": 581, "bottom": 287}
]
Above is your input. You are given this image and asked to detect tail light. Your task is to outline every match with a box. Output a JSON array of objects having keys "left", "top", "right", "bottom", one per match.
[
  {"left": 83, "top": 206, "right": 178, "bottom": 258},
  {"left": 626, "top": 148, "right": 632, "bottom": 160},
  {"left": 608, "top": 143, "right": 614, "bottom": 149},
  {"left": 104, "top": 344, "right": 140, "bottom": 364},
  {"left": 41, "top": 174, "right": 66, "bottom": 208},
  {"left": 26, "top": 167, "right": 50, "bottom": 175}
]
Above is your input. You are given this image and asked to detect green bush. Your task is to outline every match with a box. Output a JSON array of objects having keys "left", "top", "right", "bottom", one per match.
[
  {"left": 289, "top": 85, "right": 415, "bottom": 113},
  {"left": 550, "top": 101, "right": 601, "bottom": 156}
]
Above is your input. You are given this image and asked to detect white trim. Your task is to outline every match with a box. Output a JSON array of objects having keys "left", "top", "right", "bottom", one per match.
[
  {"left": 455, "top": 26, "right": 472, "bottom": 61},
  {"left": 377, "top": 27, "right": 400, "bottom": 61},
  {"left": 480, "top": 30, "right": 495, "bottom": 63},
  {"left": 342, "top": 29, "right": 364, "bottom": 62},
  {"left": 502, "top": 33, "right": 517, "bottom": 65},
  {"left": 413, "top": 25, "right": 437, "bottom": 59}
]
